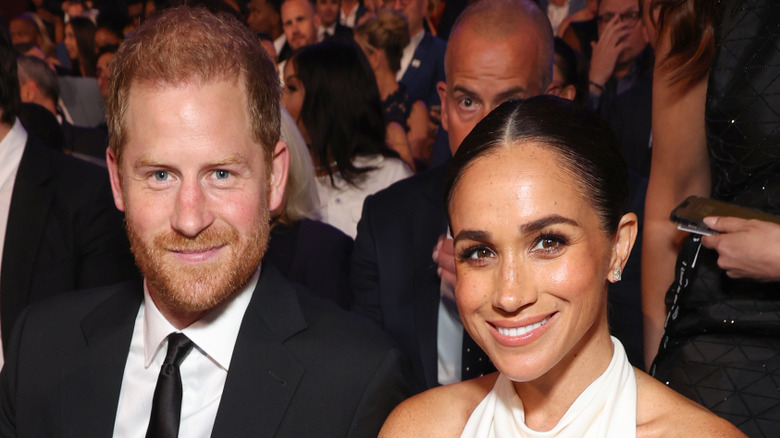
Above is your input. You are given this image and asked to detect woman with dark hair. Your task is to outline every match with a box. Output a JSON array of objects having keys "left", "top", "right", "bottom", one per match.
[
  {"left": 281, "top": 40, "right": 412, "bottom": 238},
  {"left": 63, "top": 16, "right": 96, "bottom": 77},
  {"left": 379, "top": 96, "right": 741, "bottom": 437},
  {"left": 643, "top": 1, "right": 780, "bottom": 435},
  {"left": 355, "top": 9, "right": 431, "bottom": 170}
]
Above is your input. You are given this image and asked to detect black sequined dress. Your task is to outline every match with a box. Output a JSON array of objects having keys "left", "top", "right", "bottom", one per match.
[{"left": 651, "top": 1, "right": 780, "bottom": 436}]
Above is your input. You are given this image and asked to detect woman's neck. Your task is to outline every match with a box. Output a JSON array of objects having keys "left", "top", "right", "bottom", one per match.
[{"left": 512, "top": 321, "right": 614, "bottom": 431}]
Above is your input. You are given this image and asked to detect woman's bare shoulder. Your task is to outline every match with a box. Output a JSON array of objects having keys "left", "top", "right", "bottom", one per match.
[
  {"left": 635, "top": 370, "right": 746, "bottom": 438},
  {"left": 378, "top": 373, "right": 498, "bottom": 438}
]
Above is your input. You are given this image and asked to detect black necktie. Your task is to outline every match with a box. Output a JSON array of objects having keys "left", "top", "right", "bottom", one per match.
[{"left": 146, "top": 333, "right": 195, "bottom": 438}]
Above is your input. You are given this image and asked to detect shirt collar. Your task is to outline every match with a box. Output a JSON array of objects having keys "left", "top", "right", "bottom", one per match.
[
  {"left": 0, "top": 120, "right": 28, "bottom": 185},
  {"left": 142, "top": 264, "right": 261, "bottom": 370},
  {"left": 0, "top": 120, "right": 28, "bottom": 164}
]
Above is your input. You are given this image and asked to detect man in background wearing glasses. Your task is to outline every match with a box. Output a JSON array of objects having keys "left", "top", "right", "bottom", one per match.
[{"left": 587, "top": 0, "right": 653, "bottom": 178}]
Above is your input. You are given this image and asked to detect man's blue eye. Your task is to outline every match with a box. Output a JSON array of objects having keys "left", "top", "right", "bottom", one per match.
[
  {"left": 215, "top": 170, "right": 230, "bottom": 179},
  {"left": 154, "top": 171, "right": 168, "bottom": 181}
]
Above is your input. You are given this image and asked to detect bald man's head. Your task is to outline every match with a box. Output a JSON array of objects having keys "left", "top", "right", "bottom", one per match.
[{"left": 437, "top": 0, "right": 554, "bottom": 153}]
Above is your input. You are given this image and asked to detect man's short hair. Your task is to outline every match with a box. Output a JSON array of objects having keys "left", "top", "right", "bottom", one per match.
[
  {"left": 106, "top": 6, "right": 280, "bottom": 165},
  {"left": 17, "top": 55, "right": 61, "bottom": 103},
  {"left": 447, "top": 0, "right": 553, "bottom": 90}
]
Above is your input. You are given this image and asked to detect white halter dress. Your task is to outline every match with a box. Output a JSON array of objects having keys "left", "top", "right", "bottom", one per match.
[{"left": 461, "top": 337, "right": 637, "bottom": 438}]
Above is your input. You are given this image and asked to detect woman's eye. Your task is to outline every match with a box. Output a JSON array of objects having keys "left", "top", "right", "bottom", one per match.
[
  {"left": 531, "top": 235, "right": 567, "bottom": 252},
  {"left": 462, "top": 247, "right": 495, "bottom": 260},
  {"left": 286, "top": 85, "right": 297, "bottom": 93},
  {"left": 153, "top": 170, "right": 169, "bottom": 181},
  {"left": 214, "top": 169, "right": 230, "bottom": 179}
]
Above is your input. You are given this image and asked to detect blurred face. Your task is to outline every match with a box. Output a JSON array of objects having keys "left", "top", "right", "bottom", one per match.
[
  {"left": 64, "top": 23, "right": 78, "bottom": 59},
  {"left": 106, "top": 79, "right": 287, "bottom": 326},
  {"left": 281, "top": 60, "right": 305, "bottom": 126},
  {"left": 438, "top": 26, "right": 546, "bottom": 153},
  {"left": 282, "top": 0, "right": 318, "bottom": 50},
  {"left": 65, "top": 2, "right": 85, "bottom": 19},
  {"left": 383, "top": 0, "right": 426, "bottom": 35},
  {"left": 316, "top": 0, "right": 340, "bottom": 28},
  {"left": 248, "top": 0, "right": 280, "bottom": 34},
  {"left": 449, "top": 144, "right": 615, "bottom": 383},
  {"left": 597, "top": 0, "right": 647, "bottom": 67},
  {"left": 96, "top": 52, "right": 114, "bottom": 99},
  {"left": 95, "top": 27, "right": 120, "bottom": 50},
  {"left": 9, "top": 18, "right": 37, "bottom": 46},
  {"left": 548, "top": 56, "right": 577, "bottom": 101}
]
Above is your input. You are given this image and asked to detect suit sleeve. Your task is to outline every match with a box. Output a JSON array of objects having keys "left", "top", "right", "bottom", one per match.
[
  {"left": 346, "top": 347, "right": 411, "bottom": 438},
  {"left": 0, "top": 306, "right": 30, "bottom": 437},
  {"left": 350, "top": 194, "right": 385, "bottom": 325}
]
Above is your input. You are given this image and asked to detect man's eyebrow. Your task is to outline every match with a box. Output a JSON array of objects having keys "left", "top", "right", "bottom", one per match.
[
  {"left": 133, "top": 154, "right": 249, "bottom": 169},
  {"left": 495, "top": 86, "right": 527, "bottom": 103},
  {"left": 451, "top": 84, "right": 479, "bottom": 97}
]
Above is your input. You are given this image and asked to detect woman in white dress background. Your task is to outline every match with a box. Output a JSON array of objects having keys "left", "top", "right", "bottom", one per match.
[
  {"left": 281, "top": 40, "right": 412, "bottom": 238},
  {"left": 379, "top": 97, "right": 742, "bottom": 437}
]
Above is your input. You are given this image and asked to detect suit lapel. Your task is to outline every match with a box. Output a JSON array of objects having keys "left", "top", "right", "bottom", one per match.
[
  {"left": 0, "top": 138, "right": 54, "bottom": 347},
  {"left": 211, "top": 266, "right": 307, "bottom": 437},
  {"left": 412, "top": 166, "right": 448, "bottom": 389},
  {"left": 62, "top": 281, "right": 142, "bottom": 436}
]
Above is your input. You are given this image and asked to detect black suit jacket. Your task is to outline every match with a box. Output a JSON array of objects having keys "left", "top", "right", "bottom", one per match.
[
  {"left": 0, "top": 265, "right": 410, "bottom": 437},
  {"left": 0, "top": 134, "right": 138, "bottom": 350},
  {"left": 60, "top": 120, "right": 109, "bottom": 159},
  {"left": 266, "top": 218, "right": 353, "bottom": 309},
  {"left": 351, "top": 165, "right": 469, "bottom": 394},
  {"left": 399, "top": 31, "right": 446, "bottom": 109}
]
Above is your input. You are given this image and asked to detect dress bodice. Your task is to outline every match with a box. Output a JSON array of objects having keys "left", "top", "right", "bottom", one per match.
[{"left": 705, "top": 0, "right": 780, "bottom": 213}]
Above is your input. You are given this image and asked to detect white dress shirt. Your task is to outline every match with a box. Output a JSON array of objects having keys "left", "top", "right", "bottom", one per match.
[
  {"left": 112, "top": 267, "right": 260, "bottom": 438},
  {"left": 0, "top": 120, "right": 29, "bottom": 368},
  {"left": 274, "top": 34, "right": 287, "bottom": 57},
  {"left": 396, "top": 29, "right": 425, "bottom": 82},
  {"left": 318, "top": 23, "right": 337, "bottom": 41},
  {"left": 315, "top": 154, "right": 413, "bottom": 239},
  {"left": 437, "top": 231, "right": 463, "bottom": 385},
  {"left": 339, "top": 2, "right": 359, "bottom": 28}
]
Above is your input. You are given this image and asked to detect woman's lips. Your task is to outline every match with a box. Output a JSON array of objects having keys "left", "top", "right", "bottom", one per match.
[{"left": 489, "top": 313, "right": 557, "bottom": 347}]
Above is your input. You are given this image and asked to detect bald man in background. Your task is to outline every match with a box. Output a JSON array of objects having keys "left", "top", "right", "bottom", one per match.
[{"left": 350, "top": 0, "right": 555, "bottom": 394}]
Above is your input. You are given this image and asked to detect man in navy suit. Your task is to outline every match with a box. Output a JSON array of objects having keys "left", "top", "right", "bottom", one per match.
[
  {"left": 351, "top": 0, "right": 554, "bottom": 394},
  {"left": 384, "top": 0, "right": 446, "bottom": 110},
  {"left": 1, "top": 8, "right": 409, "bottom": 436}
]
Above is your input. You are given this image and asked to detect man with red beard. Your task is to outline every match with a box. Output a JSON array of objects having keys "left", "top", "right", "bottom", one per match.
[{"left": 0, "top": 7, "right": 410, "bottom": 437}]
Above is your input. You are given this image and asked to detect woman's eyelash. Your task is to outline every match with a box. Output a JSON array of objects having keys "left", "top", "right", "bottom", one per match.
[
  {"left": 531, "top": 232, "right": 569, "bottom": 251},
  {"left": 457, "top": 245, "right": 494, "bottom": 261}
]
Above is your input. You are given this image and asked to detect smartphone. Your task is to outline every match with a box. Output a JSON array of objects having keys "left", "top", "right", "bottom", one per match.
[{"left": 670, "top": 196, "right": 780, "bottom": 236}]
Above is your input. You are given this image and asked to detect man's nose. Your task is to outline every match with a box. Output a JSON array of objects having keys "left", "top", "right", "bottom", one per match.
[{"left": 171, "top": 179, "right": 215, "bottom": 237}]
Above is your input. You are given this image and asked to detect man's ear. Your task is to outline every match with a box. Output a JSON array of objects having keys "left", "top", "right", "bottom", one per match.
[
  {"left": 19, "top": 80, "right": 37, "bottom": 103},
  {"left": 608, "top": 212, "right": 638, "bottom": 283},
  {"left": 106, "top": 147, "right": 126, "bottom": 212},
  {"left": 267, "top": 140, "right": 289, "bottom": 213},
  {"left": 436, "top": 80, "right": 448, "bottom": 133}
]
